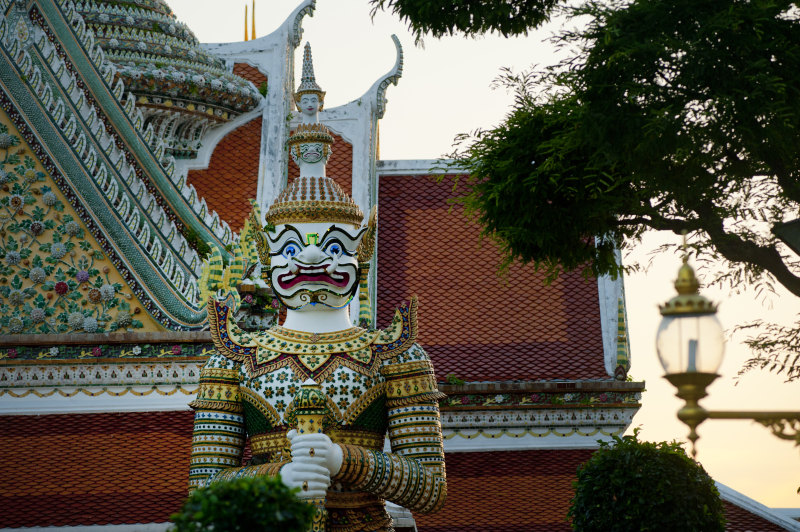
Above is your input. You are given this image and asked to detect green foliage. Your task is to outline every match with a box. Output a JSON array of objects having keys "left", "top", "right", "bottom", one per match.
[
  {"left": 181, "top": 227, "right": 212, "bottom": 259},
  {"left": 736, "top": 320, "right": 800, "bottom": 382},
  {"left": 445, "top": 373, "right": 465, "bottom": 385},
  {"left": 569, "top": 431, "right": 725, "bottom": 531},
  {"left": 369, "top": 0, "right": 561, "bottom": 41},
  {"left": 437, "top": 0, "right": 800, "bottom": 378},
  {"left": 451, "top": 0, "right": 800, "bottom": 290},
  {"left": 170, "top": 475, "right": 315, "bottom": 532},
  {"left": 447, "top": 70, "right": 637, "bottom": 282},
  {"left": 259, "top": 81, "right": 268, "bottom": 97}
]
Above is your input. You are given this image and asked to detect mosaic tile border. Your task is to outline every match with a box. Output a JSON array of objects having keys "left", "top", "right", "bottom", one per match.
[
  {"left": 0, "top": 342, "right": 215, "bottom": 360},
  {"left": 0, "top": 356, "right": 204, "bottom": 397},
  {"left": 440, "top": 390, "right": 642, "bottom": 409},
  {"left": 442, "top": 426, "right": 624, "bottom": 440},
  {"left": 1, "top": 384, "right": 197, "bottom": 397},
  {"left": 440, "top": 406, "right": 638, "bottom": 430}
]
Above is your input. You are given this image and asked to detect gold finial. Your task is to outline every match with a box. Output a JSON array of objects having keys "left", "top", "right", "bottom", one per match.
[
  {"left": 244, "top": 5, "right": 249, "bottom": 41},
  {"left": 659, "top": 232, "right": 716, "bottom": 316},
  {"left": 251, "top": 0, "right": 256, "bottom": 40}
]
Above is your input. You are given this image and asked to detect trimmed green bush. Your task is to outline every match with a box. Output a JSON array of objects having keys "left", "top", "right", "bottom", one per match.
[
  {"left": 569, "top": 430, "right": 725, "bottom": 531},
  {"left": 170, "top": 475, "right": 315, "bottom": 532}
]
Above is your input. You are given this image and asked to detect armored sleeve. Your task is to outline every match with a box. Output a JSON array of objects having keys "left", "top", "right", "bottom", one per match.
[
  {"left": 188, "top": 352, "right": 287, "bottom": 489},
  {"left": 334, "top": 344, "right": 447, "bottom": 514}
]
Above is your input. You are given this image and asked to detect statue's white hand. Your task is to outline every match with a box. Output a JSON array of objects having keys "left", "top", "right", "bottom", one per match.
[
  {"left": 287, "top": 429, "right": 343, "bottom": 477},
  {"left": 280, "top": 460, "right": 329, "bottom": 499},
  {"left": 278, "top": 430, "right": 327, "bottom": 498}
]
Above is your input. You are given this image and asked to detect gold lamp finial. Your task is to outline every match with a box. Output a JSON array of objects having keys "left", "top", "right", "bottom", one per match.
[{"left": 659, "top": 233, "right": 716, "bottom": 316}]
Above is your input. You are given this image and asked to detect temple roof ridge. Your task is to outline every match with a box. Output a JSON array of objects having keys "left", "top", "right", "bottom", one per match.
[
  {"left": 0, "top": 0, "right": 243, "bottom": 327},
  {"left": 62, "top": 0, "right": 240, "bottom": 243},
  {"left": 57, "top": 0, "right": 255, "bottom": 252},
  {"left": 73, "top": 0, "right": 262, "bottom": 160},
  {"left": 50, "top": 0, "right": 233, "bottom": 247},
  {"left": 370, "top": 34, "right": 403, "bottom": 119}
]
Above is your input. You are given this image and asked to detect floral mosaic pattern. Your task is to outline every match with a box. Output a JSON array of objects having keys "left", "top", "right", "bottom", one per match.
[
  {"left": 0, "top": 125, "right": 143, "bottom": 335},
  {"left": 0, "top": 342, "right": 215, "bottom": 361},
  {"left": 442, "top": 390, "right": 642, "bottom": 408}
]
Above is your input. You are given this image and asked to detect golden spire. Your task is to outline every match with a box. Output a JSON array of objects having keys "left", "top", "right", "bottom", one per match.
[
  {"left": 244, "top": 4, "right": 249, "bottom": 41},
  {"left": 251, "top": 0, "right": 256, "bottom": 40}
]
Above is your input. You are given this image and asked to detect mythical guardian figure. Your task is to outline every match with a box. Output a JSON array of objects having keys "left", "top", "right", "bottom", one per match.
[{"left": 189, "top": 43, "right": 447, "bottom": 531}]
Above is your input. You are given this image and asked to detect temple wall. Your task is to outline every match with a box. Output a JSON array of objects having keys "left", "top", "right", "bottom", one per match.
[{"left": 0, "top": 108, "right": 163, "bottom": 336}]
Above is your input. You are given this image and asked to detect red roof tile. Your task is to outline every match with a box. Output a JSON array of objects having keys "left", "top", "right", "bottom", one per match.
[
  {"left": 0, "top": 413, "right": 785, "bottom": 530},
  {"left": 233, "top": 62, "right": 268, "bottom": 88},
  {"left": 414, "top": 449, "right": 592, "bottom": 531},
  {"left": 724, "top": 501, "right": 791, "bottom": 532},
  {"left": 187, "top": 118, "right": 261, "bottom": 232},
  {"left": 377, "top": 175, "right": 608, "bottom": 382},
  {"left": 289, "top": 131, "right": 353, "bottom": 197},
  {"left": 0, "top": 411, "right": 194, "bottom": 528}
]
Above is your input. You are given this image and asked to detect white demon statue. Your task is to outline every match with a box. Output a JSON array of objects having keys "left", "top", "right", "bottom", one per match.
[{"left": 188, "top": 43, "right": 447, "bottom": 532}]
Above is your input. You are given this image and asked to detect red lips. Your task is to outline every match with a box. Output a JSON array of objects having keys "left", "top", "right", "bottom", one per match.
[{"left": 277, "top": 265, "right": 351, "bottom": 289}]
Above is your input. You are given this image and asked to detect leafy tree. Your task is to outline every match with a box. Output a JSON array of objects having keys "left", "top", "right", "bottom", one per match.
[
  {"left": 170, "top": 475, "right": 315, "bottom": 532},
  {"left": 373, "top": 0, "right": 800, "bottom": 380},
  {"left": 568, "top": 431, "right": 726, "bottom": 531},
  {"left": 370, "top": 0, "right": 558, "bottom": 41}
]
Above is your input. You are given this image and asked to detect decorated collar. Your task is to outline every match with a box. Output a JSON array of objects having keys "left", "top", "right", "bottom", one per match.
[{"left": 207, "top": 295, "right": 418, "bottom": 381}]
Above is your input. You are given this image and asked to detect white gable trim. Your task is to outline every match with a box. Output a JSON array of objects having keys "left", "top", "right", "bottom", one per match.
[{"left": 717, "top": 482, "right": 800, "bottom": 531}]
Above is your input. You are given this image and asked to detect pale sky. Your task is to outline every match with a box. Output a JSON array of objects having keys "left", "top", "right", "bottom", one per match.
[{"left": 169, "top": 0, "right": 800, "bottom": 508}]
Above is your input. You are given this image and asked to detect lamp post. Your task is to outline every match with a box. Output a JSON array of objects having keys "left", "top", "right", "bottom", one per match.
[{"left": 656, "top": 254, "right": 800, "bottom": 457}]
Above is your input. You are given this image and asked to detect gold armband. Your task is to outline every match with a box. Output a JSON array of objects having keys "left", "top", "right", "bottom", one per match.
[
  {"left": 188, "top": 367, "right": 244, "bottom": 413},
  {"left": 382, "top": 360, "right": 445, "bottom": 406}
]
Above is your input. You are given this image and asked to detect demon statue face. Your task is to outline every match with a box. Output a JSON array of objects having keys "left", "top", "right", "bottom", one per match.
[{"left": 267, "top": 221, "right": 366, "bottom": 310}]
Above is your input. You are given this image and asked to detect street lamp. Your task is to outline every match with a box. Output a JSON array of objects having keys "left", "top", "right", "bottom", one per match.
[{"left": 656, "top": 253, "right": 800, "bottom": 457}]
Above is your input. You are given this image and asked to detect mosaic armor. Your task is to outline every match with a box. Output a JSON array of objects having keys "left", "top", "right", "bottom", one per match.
[
  {"left": 189, "top": 41, "right": 446, "bottom": 531},
  {"left": 189, "top": 297, "right": 447, "bottom": 531}
]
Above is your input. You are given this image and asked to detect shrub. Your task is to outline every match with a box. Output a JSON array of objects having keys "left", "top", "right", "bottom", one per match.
[
  {"left": 171, "top": 475, "right": 315, "bottom": 532},
  {"left": 569, "top": 430, "right": 725, "bottom": 531}
]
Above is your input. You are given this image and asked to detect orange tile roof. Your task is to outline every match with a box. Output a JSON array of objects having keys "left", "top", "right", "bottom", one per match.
[
  {"left": 187, "top": 118, "right": 262, "bottom": 232},
  {"left": 233, "top": 62, "right": 268, "bottom": 88},
  {"left": 414, "top": 449, "right": 592, "bottom": 531},
  {"left": 289, "top": 131, "right": 353, "bottom": 197},
  {"left": 188, "top": 126, "right": 353, "bottom": 233},
  {"left": 377, "top": 175, "right": 608, "bottom": 382},
  {"left": 0, "top": 411, "right": 194, "bottom": 528},
  {"left": 723, "top": 501, "right": 790, "bottom": 532},
  {"left": 0, "top": 413, "right": 785, "bottom": 530}
]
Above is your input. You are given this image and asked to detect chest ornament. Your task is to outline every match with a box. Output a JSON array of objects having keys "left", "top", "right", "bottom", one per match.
[{"left": 207, "top": 295, "right": 418, "bottom": 382}]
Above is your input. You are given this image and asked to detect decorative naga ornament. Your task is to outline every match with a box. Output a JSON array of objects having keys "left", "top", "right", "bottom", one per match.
[{"left": 190, "top": 41, "right": 447, "bottom": 532}]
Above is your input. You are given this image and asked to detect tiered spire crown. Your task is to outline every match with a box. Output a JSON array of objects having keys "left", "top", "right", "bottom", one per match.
[
  {"left": 295, "top": 42, "right": 326, "bottom": 110},
  {"left": 264, "top": 42, "right": 361, "bottom": 228}
]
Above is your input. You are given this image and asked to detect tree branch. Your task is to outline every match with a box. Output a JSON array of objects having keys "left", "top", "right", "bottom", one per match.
[{"left": 696, "top": 203, "right": 800, "bottom": 297}]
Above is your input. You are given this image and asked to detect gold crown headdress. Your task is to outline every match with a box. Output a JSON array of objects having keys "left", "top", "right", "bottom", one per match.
[{"left": 264, "top": 176, "right": 363, "bottom": 227}]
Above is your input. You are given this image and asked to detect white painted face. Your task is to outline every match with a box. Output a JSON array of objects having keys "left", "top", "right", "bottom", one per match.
[
  {"left": 267, "top": 222, "right": 366, "bottom": 310},
  {"left": 299, "top": 93, "right": 320, "bottom": 118}
]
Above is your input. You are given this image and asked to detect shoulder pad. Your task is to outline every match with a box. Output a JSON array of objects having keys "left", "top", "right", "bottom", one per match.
[
  {"left": 371, "top": 296, "right": 418, "bottom": 360},
  {"left": 207, "top": 295, "right": 257, "bottom": 364}
]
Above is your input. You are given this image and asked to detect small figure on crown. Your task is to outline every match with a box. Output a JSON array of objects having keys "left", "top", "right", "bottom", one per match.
[{"left": 189, "top": 43, "right": 446, "bottom": 531}]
